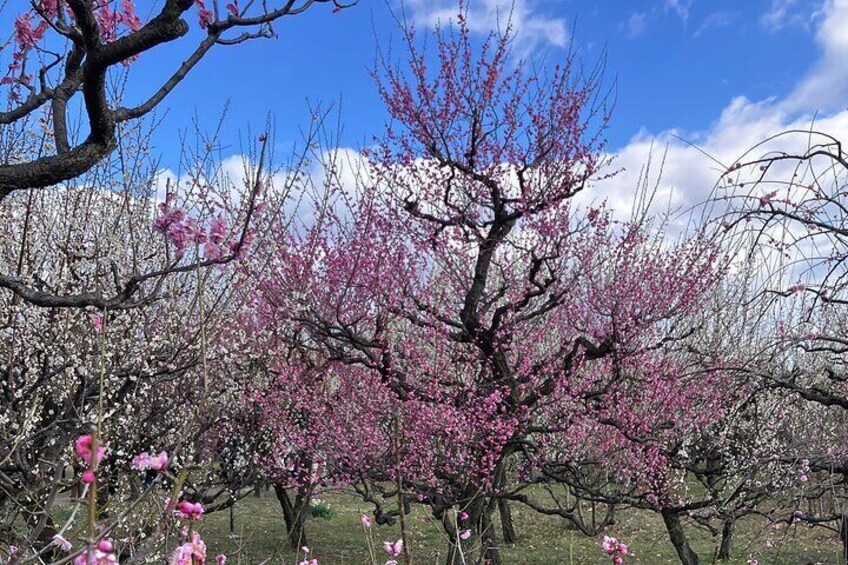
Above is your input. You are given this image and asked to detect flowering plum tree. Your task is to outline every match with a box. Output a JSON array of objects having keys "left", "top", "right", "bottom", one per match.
[
  {"left": 0, "top": 0, "right": 354, "bottom": 311},
  {"left": 246, "top": 10, "right": 735, "bottom": 564},
  {"left": 0, "top": 0, "right": 356, "bottom": 555},
  {"left": 722, "top": 129, "right": 848, "bottom": 561},
  {"left": 0, "top": 115, "right": 292, "bottom": 561}
]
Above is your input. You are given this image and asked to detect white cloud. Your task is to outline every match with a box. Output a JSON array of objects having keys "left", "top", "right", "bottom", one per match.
[
  {"left": 404, "top": 0, "right": 567, "bottom": 58},
  {"left": 783, "top": 0, "right": 848, "bottom": 111},
  {"left": 626, "top": 13, "right": 648, "bottom": 39},
  {"left": 693, "top": 11, "right": 736, "bottom": 38},
  {"left": 664, "top": 0, "right": 692, "bottom": 24},
  {"left": 761, "top": 0, "right": 804, "bottom": 32},
  {"left": 587, "top": 0, "right": 848, "bottom": 221}
]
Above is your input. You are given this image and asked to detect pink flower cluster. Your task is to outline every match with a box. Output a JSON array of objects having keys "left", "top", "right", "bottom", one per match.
[
  {"left": 4, "top": 1, "right": 141, "bottom": 91},
  {"left": 75, "top": 435, "right": 105, "bottom": 467},
  {"left": 169, "top": 532, "right": 206, "bottom": 565},
  {"left": 383, "top": 539, "right": 403, "bottom": 557},
  {"left": 154, "top": 197, "right": 237, "bottom": 260},
  {"left": 601, "top": 536, "right": 629, "bottom": 564},
  {"left": 74, "top": 540, "right": 118, "bottom": 565},
  {"left": 75, "top": 434, "right": 106, "bottom": 484},
  {"left": 176, "top": 500, "right": 205, "bottom": 520},
  {"left": 798, "top": 458, "right": 810, "bottom": 483},
  {"left": 194, "top": 0, "right": 213, "bottom": 28},
  {"left": 94, "top": 0, "right": 141, "bottom": 42},
  {"left": 153, "top": 202, "right": 198, "bottom": 255},
  {"left": 131, "top": 451, "right": 169, "bottom": 472}
]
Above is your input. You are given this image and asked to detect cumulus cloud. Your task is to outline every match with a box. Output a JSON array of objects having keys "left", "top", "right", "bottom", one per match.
[
  {"left": 586, "top": 0, "right": 848, "bottom": 221},
  {"left": 403, "top": 0, "right": 567, "bottom": 58},
  {"left": 783, "top": 0, "right": 848, "bottom": 111}
]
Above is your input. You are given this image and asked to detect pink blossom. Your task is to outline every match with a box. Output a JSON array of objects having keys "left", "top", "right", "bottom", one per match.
[
  {"left": 216, "top": 555, "right": 227, "bottom": 565},
  {"left": 74, "top": 539, "right": 118, "bottom": 564},
  {"left": 153, "top": 208, "right": 185, "bottom": 234},
  {"left": 132, "top": 451, "right": 168, "bottom": 472},
  {"left": 169, "top": 532, "right": 206, "bottom": 565},
  {"left": 52, "top": 534, "right": 72, "bottom": 552},
  {"left": 204, "top": 217, "right": 228, "bottom": 260},
  {"left": 459, "top": 529, "right": 471, "bottom": 540},
  {"left": 458, "top": 511, "right": 469, "bottom": 521},
  {"left": 81, "top": 470, "right": 96, "bottom": 484},
  {"left": 602, "top": 535, "right": 628, "bottom": 563},
  {"left": 75, "top": 435, "right": 105, "bottom": 466},
  {"left": 90, "top": 313, "right": 103, "bottom": 333},
  {"left": 383, "top": 539, "right": 403, "bottom": 557},
  {"left": 602, "top": 536, "right": 618, "bottom": 554},
  {"left": 758, "top": 191, "right": 777, "bottom": 206},
  {"left": 176, "top": 500, "right": 204, "bottom": 520},
  {"left": 361, "top": 514, "right": 372, "bottom": 527},
  {"left": 194, "top": 0, "right": 213, "bottom": 28}
]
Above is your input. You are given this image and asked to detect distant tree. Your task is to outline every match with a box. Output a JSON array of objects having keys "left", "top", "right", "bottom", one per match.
[{"left": 723, "top": 129, "right": 848, "bottom": 561}]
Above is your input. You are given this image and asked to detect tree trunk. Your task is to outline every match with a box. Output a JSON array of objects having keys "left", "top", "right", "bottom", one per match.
[
  {"left": 479, "top": 502, "right": 502, "bottom": 565},
  {"left": 839, "top": 514, "right": 848, "bottom": 563},
  {"left": 661, "top": 508, "right": 699, "bottom": 565},
  {"left": 498, "top": 498, "right": 517, "bottom": 544},
  {"left": 443, "top": 497, "right": 502, "bottom": 565},
  {"left": 717, "top": 518, "right": 733, "bottom": 561},
  {"left": 273, "top": 484, "right": 310, "bottom": 551}
]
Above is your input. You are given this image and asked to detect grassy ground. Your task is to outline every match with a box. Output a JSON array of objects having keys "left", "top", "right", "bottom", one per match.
[{"left": 197, "top": 489, "right": 845, "bottom": 565}]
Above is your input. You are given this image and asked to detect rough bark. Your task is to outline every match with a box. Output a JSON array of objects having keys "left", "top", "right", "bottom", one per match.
[
  {"left": 661, "top": 508, "right": 700, "bottom": 565},
  {"left": 443, "top": 497, "right": 502, "bottom": 565},
  {"left": 479, "top": 502, "right": 502, "bottom": 565},
  {"left": 498, "top": 498, "right": 517, "bottom": 544},
  {"left": 273, "top": 484, "right": 310, "bottom": 551},
  {"left": 717, "top": 518, "right": 733, "bottom": 561}
]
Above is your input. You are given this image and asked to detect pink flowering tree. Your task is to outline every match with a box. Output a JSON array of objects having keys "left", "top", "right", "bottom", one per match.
[
  {"left": 220, "top": 352, "right": 394, "bottom": 549},
  {"left": 246, "top": 10, "right": 734, "bottom": 564}
]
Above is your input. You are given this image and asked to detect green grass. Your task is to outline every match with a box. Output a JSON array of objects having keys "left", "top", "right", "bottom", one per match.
[{"left": 197, "top": 489, "right": 845, "bottom": 564}]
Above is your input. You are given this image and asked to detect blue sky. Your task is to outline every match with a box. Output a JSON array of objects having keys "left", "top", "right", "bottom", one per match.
[
  {"left": 123, "top": 0, "right": 831, "bottom": 165},
  {"left": 0, "top": 0, "right": 839, "bottom": 208}
]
